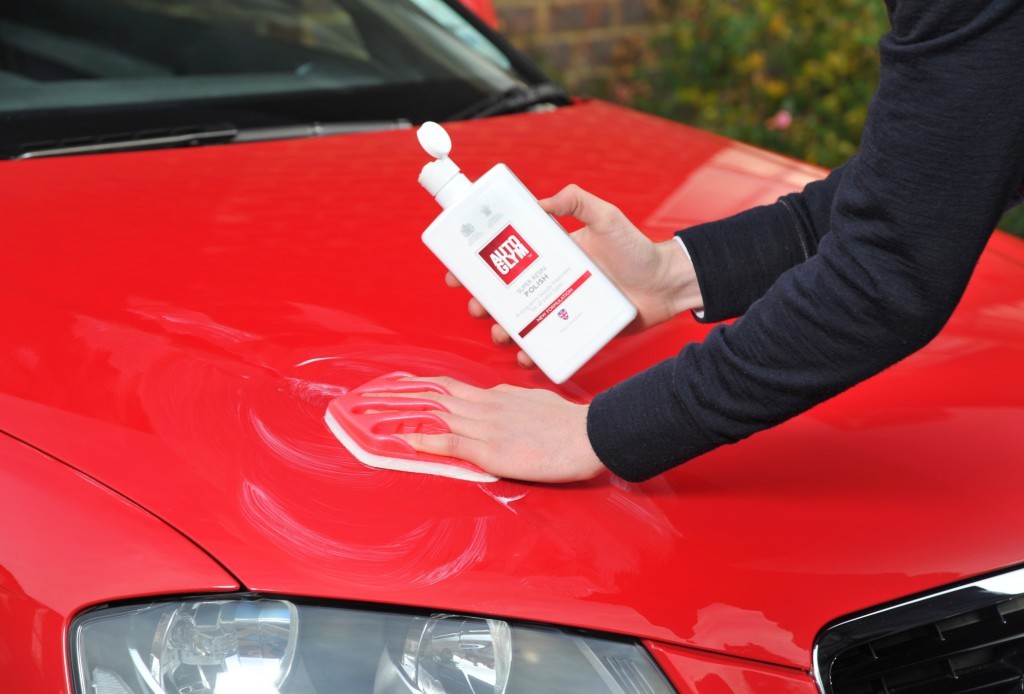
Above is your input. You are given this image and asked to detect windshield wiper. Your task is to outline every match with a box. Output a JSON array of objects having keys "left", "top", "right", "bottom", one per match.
[
  {"left": 448, "top": 83, "right": 570, "bottom": 120},
  {"left": 232, "top": 120, "right": 411, "bottom": 143},
  {"left": 17, "top": 125, "right": 238, "bottom": 159},
  {"left": 15, "top": 120, "right": 412, "bottom": 159}
]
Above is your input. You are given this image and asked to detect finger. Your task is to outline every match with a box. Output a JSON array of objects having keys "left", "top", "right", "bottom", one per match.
[
  {"left": 516, "top": 350, "right": 536, "bottom": 369},
  {"left": 400, "top": 375, "right": 490, "bottom": 402},
  {"left": 433, "top": 411, "right": 493, "bottom": 440},
  {"left": 445, "top": 271, "right": 463, "bottom": 288},
  {"left": 539, "top": 184, "right": 620, "bottom": 230},
  {"left": 491, "top": 323, "right": 513, "bottom": 346},
  {"left": 398, "top": 430, "right": 490, "bottom": 466},
  {"left": 468, "top": 297, "right": 490, "bottom": 319},
  {"left": 538, "top": 188, "right": 574, "bottom": 216},
  {"left": 381, "top": 389, "right": 486, "bottom": 419}
]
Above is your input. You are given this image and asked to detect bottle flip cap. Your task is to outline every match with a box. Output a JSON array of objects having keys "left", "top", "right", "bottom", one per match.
[
  {"left": 417, "top": 121, "right": 471, "bottom": 206},
  {"left": 417, "top": 120, "right": 451, "bottom": 159}
]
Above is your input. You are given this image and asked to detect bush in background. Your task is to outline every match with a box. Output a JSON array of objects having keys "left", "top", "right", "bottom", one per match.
[
  {"left": 599, "top": 0, "right": 1024, "bottom": 236},
  {"left": 608, "top": 0, "right": 887, "bottom": 168},
  {"left": 1003, "top": 206, "right": 1024, "bottom": 237}
]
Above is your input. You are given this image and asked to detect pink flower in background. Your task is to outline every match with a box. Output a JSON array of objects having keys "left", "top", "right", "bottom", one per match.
[{"left": 767, "top": 109, "right": 793, "bottom": 130}]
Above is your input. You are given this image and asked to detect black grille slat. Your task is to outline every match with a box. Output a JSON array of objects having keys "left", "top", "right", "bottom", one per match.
[
  {"left": 832, "top": 608, "right": 1024, "bottom": 686},
  {"left": 819, "top": 569, "right": 1024, "bottom": 694},
  {"left": 899, "top": 665, "right": 1024, "bottom": 694}
]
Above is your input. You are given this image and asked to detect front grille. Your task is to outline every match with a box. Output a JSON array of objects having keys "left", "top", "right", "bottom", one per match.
[{"left": 815, "top": 566, "right": 1024, "bottom": 694}]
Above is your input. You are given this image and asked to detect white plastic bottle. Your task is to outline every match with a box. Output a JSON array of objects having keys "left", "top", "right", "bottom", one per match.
[{"left": 416, "top": 121, "right": 637, "bottom": 384}]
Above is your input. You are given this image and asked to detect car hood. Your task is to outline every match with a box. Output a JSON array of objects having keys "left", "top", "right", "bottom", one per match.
[{"left": 3, "top": 101, "right": 1024, "bottom": 671}]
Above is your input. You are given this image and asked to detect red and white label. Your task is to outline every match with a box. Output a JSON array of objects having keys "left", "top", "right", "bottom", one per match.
[
  {"left": 479, "top": 225, "right": 537, "bottom": 284},
  {"left": 518, "top": 271, "right": 591, "bottom": 338}
]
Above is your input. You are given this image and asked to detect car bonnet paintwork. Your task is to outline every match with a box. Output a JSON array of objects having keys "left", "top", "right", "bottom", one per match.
[
  {"left": 2, "top": 101, "right": 1024, "bottom": 672},
  {"left": 0, "top": 433, "right": 238, "bottom": 691},
  {"left": 457, "top": 0, "right": 499, "bottom": 27}
]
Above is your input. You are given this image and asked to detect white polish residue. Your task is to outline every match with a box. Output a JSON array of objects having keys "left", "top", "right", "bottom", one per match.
[
  {"left": 294, "top": 356, "right": 339, "bottom": 367},
  {"left": 606, "top": 491, "right": 678, "bottom": 540},
  {"left": 241, "top": 481, "right": 428, "bottom": 561},
  {"left": 283, "top": 377, "right": 348, "bottom": 399},
  {"left": 412, "top": 518, "right": 489, "bottom": 587},
  {"left": 239, "top": 482, "right": 494, "bottom": 588},
  {"left": 478, "top": 486, "right": 526, "bottom": 514},
  {"left": 127, "top": 302, "right": 259, "bottom": 343},
  {"left": 250, "top": 411, "right": 356, "bottom": 476}
]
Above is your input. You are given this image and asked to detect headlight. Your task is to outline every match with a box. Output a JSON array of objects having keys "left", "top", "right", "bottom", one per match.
[{"left": 73, "top": 596, "right": 676, "bottom": 693}]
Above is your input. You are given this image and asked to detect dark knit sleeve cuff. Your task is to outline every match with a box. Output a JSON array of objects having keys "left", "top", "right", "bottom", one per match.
[
  {"left": 676, "top": 202, "right": 802, "bottom": 323},
  {"left": 587, "top": 356, "right": 716, "bottom": 482}
]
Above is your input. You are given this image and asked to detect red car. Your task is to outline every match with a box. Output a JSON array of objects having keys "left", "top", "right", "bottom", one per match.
[{"left": 2, "top": 1, "right": 1024, "bottom": 692}]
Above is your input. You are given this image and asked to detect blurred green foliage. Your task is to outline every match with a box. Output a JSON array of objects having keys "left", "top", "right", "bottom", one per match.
[
  {"left": 600, "top": 0, "right": 1023, "bottom": 237},
  {"left": 1002, "top": 206, "right": 1024, "bottom": 237},
  {"left": 606, "top": 0, "right": 888, "bottom": 169}
]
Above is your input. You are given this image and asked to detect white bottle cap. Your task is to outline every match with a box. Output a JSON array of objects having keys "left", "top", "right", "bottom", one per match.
[
  {"left": 417, "top": 121, "right": 452, "bottom": 159},
  {"left": 418, "top": 121, "right": 472, "bottom": 208}
]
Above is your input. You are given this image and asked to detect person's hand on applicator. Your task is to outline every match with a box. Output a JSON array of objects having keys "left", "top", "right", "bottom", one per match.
[{"left": 399, "top": 184, "right": 703, "bottom": 483}]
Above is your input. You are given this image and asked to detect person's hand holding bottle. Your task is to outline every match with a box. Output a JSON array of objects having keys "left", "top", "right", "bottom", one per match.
[
  {"left": 449, "top": 184, "right": 703, "bottom": 366},
  {"left": 400, "top": 185, "right": 703, "bottom": 483}
]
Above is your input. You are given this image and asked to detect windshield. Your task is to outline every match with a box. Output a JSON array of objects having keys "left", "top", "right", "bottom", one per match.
[{"left": 0, "top": 0, "right": 556, "bottom": 158}]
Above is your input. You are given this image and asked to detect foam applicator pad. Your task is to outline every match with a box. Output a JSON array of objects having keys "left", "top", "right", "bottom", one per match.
[{"left": 324, "top": 371, "right": 498, "bottom": 483}]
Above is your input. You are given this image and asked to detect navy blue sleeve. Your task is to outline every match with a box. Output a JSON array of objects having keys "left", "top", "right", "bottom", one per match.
[
  {"left": 589, "top": 0, "right": 1024, "bottom": 482},
  {"left": 677, "top": 165, "right": 846, "bottom": 322}
]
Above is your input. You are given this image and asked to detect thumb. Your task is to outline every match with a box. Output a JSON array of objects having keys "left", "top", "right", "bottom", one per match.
[{"left": 539, "top": 184, "right": 621, "bottom": 231}]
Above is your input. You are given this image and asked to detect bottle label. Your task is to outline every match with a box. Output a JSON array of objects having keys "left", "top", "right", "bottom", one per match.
[
  {"left": 517, "top": 270, "right": 591, "bottom": 338},
  {"left": 421, "top": 163, "right": 637, "bottom": 381},
  {"left": 478, "top": 225, "right": 537, "bottom": 284},
  {"left": 475, "top": 222, "right": 593, "bottom": 337}
]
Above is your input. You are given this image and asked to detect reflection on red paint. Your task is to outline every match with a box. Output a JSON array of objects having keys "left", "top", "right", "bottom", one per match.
[{"left": 1, "top": 102, "right": 1024, "bottom": 678}]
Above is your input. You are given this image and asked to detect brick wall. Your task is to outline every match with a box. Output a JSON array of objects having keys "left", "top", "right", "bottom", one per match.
[{"left": 491, "top": 0, "right": 660, "bottom": 93}]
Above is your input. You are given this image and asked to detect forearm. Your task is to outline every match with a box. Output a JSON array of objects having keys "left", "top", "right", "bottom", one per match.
[
  {"left": 678, "top": 164, "right": 846, "bottom": 322},
  {"left": 590, "top": 0, "right": 1024, "bottom": 482},
  {"left": 590, "top": 228, "right": 975, "bottom": 482}
]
